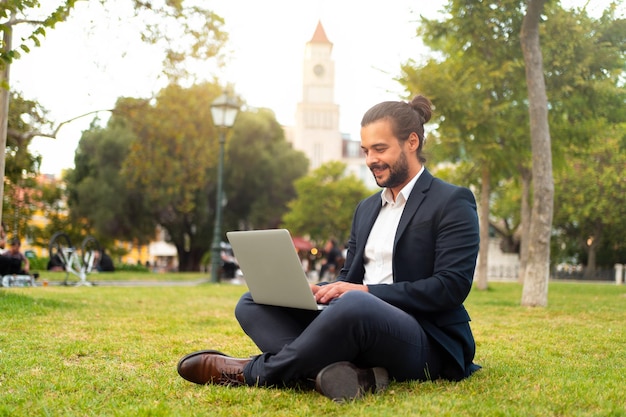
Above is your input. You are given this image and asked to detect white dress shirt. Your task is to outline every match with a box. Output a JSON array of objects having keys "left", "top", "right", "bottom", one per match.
[{"left": 363, "top": 167, "right": 424, "bottom": 285}]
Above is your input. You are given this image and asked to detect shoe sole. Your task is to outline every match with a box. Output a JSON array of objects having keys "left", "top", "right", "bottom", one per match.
[{"left": 315, "top": 361, "right": 389, "bottom": 402}]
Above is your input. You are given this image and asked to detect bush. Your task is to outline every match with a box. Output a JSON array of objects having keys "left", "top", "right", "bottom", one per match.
[
  {"left": 114, "top": 263, "right": 150, "bottom": 272},
  {"left": 26, "top": 256, "right": 149, "bottom": 274},
  {"left": 27, "top": 256, "right": 49, "bottom": 271}
]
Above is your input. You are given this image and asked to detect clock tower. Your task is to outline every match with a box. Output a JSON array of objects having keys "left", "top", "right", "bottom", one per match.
[{"left": 294, "top": 21, "right": 342, "bottom": 170}]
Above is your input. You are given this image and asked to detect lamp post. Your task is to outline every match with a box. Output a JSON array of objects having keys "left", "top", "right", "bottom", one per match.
[{"left": 209, "top": 92, "right": 239, "bottom": 283}]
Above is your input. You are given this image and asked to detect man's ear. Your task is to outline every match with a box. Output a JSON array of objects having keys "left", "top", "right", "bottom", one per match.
[{"left": 406, "top": 132, "right": 420, "bottom": 152}]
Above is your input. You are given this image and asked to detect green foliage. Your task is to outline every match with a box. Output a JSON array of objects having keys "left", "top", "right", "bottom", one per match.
[
  {"left": 0, "top": 1, "right": 227, "bottom": 81},
  {"left": 0, "top": 1, "right": 77, "bottom": 69},
  {"left": 114, "top": 262, "right": 150, "bottom": 273},
  {"left": 553, "top": 124, "right": 626, "bottom": 267},
  {"left": 26, "top": 178, "right": 73, "bottom": 250},
  {"left": 107, "top": 84, "right": 222, "bottom": 271},
  {"left": 282, "top": 161, "right": 372, "bottom": 244},
  {"left": 66, "top": 83, "right": 308, "bottom": 272},
  {"left": 129, "top": 0, "right": 229, "bottom": 82},
  {"left": 399, "top": 1, "right": 626, "bottom": 264},
  {"left": 0, "top": 282, "right": 624, "bottom": 415},
  {"left": 543, "top": 4, "right": 626, "bottom": 164},
  {"left": 401, "top": 0, "right": 529, "bottom": 185},
  {"left": 26, "top": 254, "right": 47, "bottom": 271},
  {"left": 223, "top": 108, "right": 309, "bottom": 231},
  {"left": 3, "top": 91, "right": 48, "bottom": 180},
  {"left": 545, "top": 5, "right": 626, "bottom": 268},
  {"left": 488, "top": 176, "right": 523, "bottom": 250},
  {"left": 2, "top": 92, "right": 53, "bottom": 239},
  {"left": 66, "top": 115, "right": 155, "bottom": 247}
]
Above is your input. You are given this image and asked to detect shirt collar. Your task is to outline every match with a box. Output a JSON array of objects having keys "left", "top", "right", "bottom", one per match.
[{"left": 380, "top": 166, "right": 424, "bottom": 206}]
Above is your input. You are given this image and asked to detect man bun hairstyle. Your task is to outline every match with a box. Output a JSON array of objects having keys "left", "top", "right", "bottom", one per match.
[
  {"left": 410, "top": 95, "right": 432, "bottom": 124},
  {"left": 361, "top": 95, "right": 432, "bottom": 163}
]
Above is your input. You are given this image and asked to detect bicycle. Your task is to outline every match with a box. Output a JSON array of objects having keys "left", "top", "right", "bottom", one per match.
[{"left": 48, "top": 232, "right": 102, "bottom": 286}]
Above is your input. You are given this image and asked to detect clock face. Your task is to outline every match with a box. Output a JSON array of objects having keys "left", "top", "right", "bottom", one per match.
[{"left": 313, "top": 64, "right": 325, "bottom": 77}]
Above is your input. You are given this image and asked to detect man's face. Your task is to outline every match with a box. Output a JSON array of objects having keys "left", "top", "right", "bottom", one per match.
[{"left": 360, "top": 119, "right": 419, "bottom": 194}]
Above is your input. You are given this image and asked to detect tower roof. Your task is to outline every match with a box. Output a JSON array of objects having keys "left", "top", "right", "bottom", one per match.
[{"left": 310, "top": 20, "right": 332, "bottom": 44}]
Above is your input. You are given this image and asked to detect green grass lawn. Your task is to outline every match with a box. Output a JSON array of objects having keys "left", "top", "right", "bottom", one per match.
[
  {"left": 1, "top": 279, "right": 625, "bottom": 416},
  {"left": 38, "top": 270, "right": 211, "bottom": 284}
]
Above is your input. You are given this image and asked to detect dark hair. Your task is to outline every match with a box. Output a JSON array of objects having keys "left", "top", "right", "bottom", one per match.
[{"left": 360, "top": 95, "right": 432, "bottom": 163}]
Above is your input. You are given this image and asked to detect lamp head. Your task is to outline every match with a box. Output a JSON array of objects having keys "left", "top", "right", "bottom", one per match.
[{"left": 210, "top": 93, "right": 239, "bottom": 128}]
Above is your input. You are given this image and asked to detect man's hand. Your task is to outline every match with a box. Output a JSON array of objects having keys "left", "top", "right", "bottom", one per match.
[{"left": 310, "top": 281, "right": 368, "bottom": 304}]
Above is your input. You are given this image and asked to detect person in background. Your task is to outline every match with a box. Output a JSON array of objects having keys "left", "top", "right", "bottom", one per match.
[
  {"left": 97, "top": 249, "right": 115, "bottom": 272},
  {"left": 0, "top": 223, "right": 12, "bottom": 276},
  {"left": 318, "top": 239, "right": 343, "bottom": 281},
  {"left": 176, "top": 95, "right": 481, "bottom": 402},
  {"left": 6, "top": 237, "right": 30, "bottom": 275},
  {"left": 0, "top": 222, "right": 6, "bottom": 253},
  {"left": 47, "top": 253, "right": 65, "bottom": 272}
]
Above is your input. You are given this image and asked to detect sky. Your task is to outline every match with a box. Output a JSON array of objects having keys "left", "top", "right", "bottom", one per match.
[{"left": 11, "top": 0, "right": 621, "bottom": 176}]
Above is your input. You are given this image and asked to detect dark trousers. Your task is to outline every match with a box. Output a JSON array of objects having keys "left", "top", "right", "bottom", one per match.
[{"left": 235, "top": 290, "right": 443, "bottom": 387}]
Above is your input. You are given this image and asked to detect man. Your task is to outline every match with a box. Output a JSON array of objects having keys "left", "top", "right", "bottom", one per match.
[
  {"left": 177, "top": 95, "right": 480, "bottom": 401},
  {"left": 4, "top": 237, "right": 30, "bottom": 275}
]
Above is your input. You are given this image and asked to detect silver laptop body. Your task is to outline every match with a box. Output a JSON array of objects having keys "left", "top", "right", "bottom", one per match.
[{"left": 226, "top": 229, "right": 327, "bottom": 311}]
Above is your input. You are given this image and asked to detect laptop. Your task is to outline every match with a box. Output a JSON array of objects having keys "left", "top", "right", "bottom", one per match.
[{"left": 226, "top": 229, "right": 328, "bottom": 311}]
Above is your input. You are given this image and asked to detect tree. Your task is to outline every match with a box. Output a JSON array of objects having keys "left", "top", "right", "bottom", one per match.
[
  {"left": 2, "top": 91, "right": 51, "bottom": 237},
  {"left": 400, "top": 1, "right": 625, "bottom": 296},
  {"left": 400, "top": 0, "right": 530, "bottom": 290},
  {"left": 24, "top": 175, "right": 70, "bottom": 249},
  {"left": 1, "top": 1, "right": 77, "bottom": 222},
  {"left": 1, "top": 0, "right": 228, "bottom": 223},
  {"left": 4, "top": 92, "right": 49, "bottom": 178},
  {"left": 520, "top": 0, "right": 553, "bottom": 307},
  {"left": 544, "top": 4, "right": 626, "bottom": 276},
  {"left": 553, "top": 126, "right": 626, "bottom": 276},
  {"left": 66, "top": 115, "right": 155, "bottom": 248},
  {"left": 127, "top": 0, "right": 229, "bottom": 82},
  {"left": 69, "top": 83, "right": 309, "bottom": 271},
  {"left": 222, "top": 108, "right": 309, "bottom": 231},
  {"left": 118, "top": 83, "right": 220, "bottom": 271},
  {"left": 281, "top": 161, "right": 372, "bottom": 244}
]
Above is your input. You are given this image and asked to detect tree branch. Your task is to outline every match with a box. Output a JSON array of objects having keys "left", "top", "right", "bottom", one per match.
[{"left": 9, "top": 108, "right": 113, "bottom": 141}]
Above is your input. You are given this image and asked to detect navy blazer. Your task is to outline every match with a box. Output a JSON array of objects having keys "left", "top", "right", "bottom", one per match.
[{"left": 338, "top": 169, "right": 480, "bottom": 380}]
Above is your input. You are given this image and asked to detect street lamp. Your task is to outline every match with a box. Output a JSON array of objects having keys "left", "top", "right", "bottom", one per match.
[{"left": 209, "top": 92, "right": 239, "bottom": 283}]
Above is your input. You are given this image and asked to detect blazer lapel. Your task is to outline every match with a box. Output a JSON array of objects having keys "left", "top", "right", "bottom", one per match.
[
  {"left": 357, "top": 193, "right": 382, "bottom": 252},
  {"left": 394, "top": 169, "right": 433, "bottom": 246}
]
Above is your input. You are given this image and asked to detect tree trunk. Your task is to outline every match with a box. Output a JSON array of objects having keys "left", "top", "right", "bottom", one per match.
[
  {"left": 520, "top": 0, "right": 554, "bottom": 307},
  {"left": 583, "top": 245, "right": 597, "bottom": 280},
  {"left": 0, "top": 14, "right": 13, "bottom": 223},
  {"left": 518, "top": 168, "right": 532, "bottom": 283},
  {"left": 583, "top": 223, "right": 602, "bottom": 280},
  {"left": 475, "top": 165, "right": 490, "bottom": 290},
  {"left": 177, "top": 245, "right": 205, "bottom": 272}
]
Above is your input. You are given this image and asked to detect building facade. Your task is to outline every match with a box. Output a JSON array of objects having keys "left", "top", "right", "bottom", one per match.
[{"left": 290, "top": 21, "right": 375, "bottom": 189}]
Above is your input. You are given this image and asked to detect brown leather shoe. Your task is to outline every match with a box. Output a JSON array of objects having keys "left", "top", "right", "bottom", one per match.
[{"left": 177, "top": 350, "right": 251, "bottom": 386}]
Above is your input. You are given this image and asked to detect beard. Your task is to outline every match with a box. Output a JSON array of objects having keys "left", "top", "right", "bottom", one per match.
[{"left": 369, "top": 150, "right": 410, "bottom": 189}]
